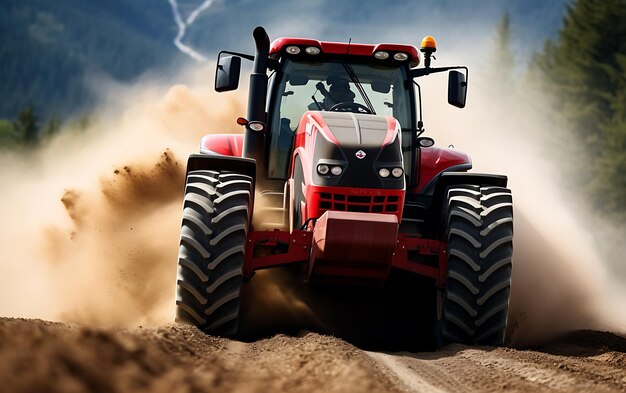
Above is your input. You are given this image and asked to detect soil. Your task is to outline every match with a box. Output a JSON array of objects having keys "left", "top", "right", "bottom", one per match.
[{"left": 1, "top": 318, "right": 624, "bottom": 393}]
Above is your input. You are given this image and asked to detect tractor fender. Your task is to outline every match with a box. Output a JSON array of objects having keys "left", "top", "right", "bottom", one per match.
[
  {"left": 200, "top": 134, "right": 244, "bottom": 157},
  {"left": 414, "top": 147, "right": 472, "bottom": 194},
  {"left": 185, "top": 154, "right": 256, "bottom": 184},
  {"left": 430, "top": 172, "right": 508, "bottom": 228}
]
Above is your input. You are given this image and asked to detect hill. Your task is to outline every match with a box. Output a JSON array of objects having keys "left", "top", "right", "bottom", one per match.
[{"left": 0, "top": 0, "right": 180, "bottom": 119}]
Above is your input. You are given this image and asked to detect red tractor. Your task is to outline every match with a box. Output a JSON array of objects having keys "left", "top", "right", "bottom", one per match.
[{"left": 175, "top": 27, "right": 513, "bottom": 347}]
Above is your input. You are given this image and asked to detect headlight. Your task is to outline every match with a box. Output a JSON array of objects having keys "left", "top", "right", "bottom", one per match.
[
  {"left": 378, "top": 168, "right": 390, "bottom": 178},
  {"left": 305, "top": 46, "right": 321, "bottom": 55},
  {"left": 248, "top": 121, "right": 265, "bottom": 132},
  {"left": 331, "top": 166, "right": 343, "bottom": 176},
  {"left": 393, "top": 52, "right": 409, "bottom": 61},
  {"left": 317, "top": 164, "right": 329, "bottom": 175},
  {"left": 392, "top": 167, "right": 404, "bottom": 177},
  {"left": 286, "top": 46, "right": 301, "bottom": 55},
  {"left": 374, "top": 51, "right": 389, "bottom": 60}
]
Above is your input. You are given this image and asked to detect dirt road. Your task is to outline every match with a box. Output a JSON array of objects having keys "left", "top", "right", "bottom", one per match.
[{"left": 0, "top": 318, "right": 624, "bottom": 393}]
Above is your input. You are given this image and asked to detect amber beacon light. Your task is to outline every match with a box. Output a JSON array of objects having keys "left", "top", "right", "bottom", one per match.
[{"left": 420, "top": 35, "right": 437, "bottom": 68}]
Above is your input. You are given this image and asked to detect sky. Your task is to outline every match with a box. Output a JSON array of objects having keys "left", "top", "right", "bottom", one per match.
[{"left": 175, "top": 0, "right": 570, "bottom": 66}]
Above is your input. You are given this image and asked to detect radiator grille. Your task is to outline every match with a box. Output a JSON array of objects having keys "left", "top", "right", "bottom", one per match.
[{"left": 318, "top": 192, "right": 400, "bottom": 214}]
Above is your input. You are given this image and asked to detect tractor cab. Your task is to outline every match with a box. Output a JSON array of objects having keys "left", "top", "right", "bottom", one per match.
[
  {"left": 214, "top": 30, "right": 468, "bottom": 229},
  {"left": 265, "top": 39, "right": 418, "bottom": 181}
]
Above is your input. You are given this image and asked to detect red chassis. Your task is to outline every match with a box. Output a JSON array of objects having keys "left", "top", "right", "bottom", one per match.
[
  {"left": 200, "top": 132, "right": 462, "bottom": 289},
  {"left": 243, "top": 214, "right": 448, "bottom": 288}
]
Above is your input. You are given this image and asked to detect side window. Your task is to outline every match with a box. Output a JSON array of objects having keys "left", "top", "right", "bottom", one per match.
[{"left": 268, "top": 76, "right": 313, "bottom": 178}]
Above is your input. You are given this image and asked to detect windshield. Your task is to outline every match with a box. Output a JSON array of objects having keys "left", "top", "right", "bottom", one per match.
[{"left": 268, "top": 59, "right": 414, "bottom": 179}]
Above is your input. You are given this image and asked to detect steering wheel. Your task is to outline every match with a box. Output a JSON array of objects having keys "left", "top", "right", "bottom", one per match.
[{"left": 329, "top": 102, "right": 373, "bottom": 114}]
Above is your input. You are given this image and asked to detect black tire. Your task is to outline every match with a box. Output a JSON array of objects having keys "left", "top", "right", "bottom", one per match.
[
  {"left": 438, "top": 185, "right": 513, "bottom": 346},
  {"left": 175, "top": 169, "right": 252, "bottom": 336}
]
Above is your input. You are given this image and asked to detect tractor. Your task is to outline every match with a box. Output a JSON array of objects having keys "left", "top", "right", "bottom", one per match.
[{"left": 175, "top": 26, "right": 514, "bottom": 347}]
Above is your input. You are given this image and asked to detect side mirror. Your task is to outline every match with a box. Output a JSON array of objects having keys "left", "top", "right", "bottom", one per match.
[
  {"left": 448, "top": 70, "right": 467, "bottom": 108},
  {"left": 215, "top": 55, "right": 241, "bottom": 92}
]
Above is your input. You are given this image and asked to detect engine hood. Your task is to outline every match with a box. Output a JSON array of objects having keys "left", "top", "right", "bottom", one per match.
[
  {"left": 317, "top": 111, "right": 397, "bottom": 150},
  {"left": 305, "top": 111, "right": 404, "bottom": 189}
]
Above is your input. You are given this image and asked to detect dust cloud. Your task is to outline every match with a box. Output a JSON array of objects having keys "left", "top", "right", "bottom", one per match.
[{"left": 0, "top": 67, "right": 245, "bottom": 327}]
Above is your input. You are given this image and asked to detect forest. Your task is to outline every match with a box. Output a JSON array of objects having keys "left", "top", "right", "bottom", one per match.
[{"left": 531, "top": 0, "right": 626, "bottom": 222}]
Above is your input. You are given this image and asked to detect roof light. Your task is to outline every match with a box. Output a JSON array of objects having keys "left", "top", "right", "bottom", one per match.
[
  {"left": 374, "top": 51, "right": 389, "bottom": 60},
  {"left": 305, "top": 46, "right": 321, "bottom": 55},
  {"left": 286, "top": 46, "right": 301, "bottom": 55},
  {"left": 420, "top": 36, "right": 437, "bottom": 53},
  {"left": 378, "top": 168, "right": 390, "bottom": 178},
  {"left": 393, "top": 52, "right": 409, "bottom": 61},
  {"left": 331, "top": 166, "right": 343, "bottom": 176}
]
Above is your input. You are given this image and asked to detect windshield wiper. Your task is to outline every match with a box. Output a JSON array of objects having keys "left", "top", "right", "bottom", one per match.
[{"left": 341, "top": 62, "right": 376, "bottom": 115}]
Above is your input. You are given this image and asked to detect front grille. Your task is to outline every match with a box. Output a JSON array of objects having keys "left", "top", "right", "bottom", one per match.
[{"left": 318, "top": 192, "right": 400, "bottom": 214}]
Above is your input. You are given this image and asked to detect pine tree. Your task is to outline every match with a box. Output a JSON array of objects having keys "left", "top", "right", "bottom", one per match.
[
  {"left": 532, "top": 0, "right": 626, "bottom": 219},
  {"left": 13, "top": 104, "right": 40, "bottom": 145},
  {"left": 592, "top": 53, "right": 626, "bottom": 217},
  {"left": 43, "top": 115, "right": 61, "bottom": 138},
  {"left": 0, "top": 119, "right": 17, "bottom": 147},
  {"left": 534, "top": 0, "right": 626, "bottom": 149},
  {"left": 489, "top": 12, "right": 516, "bottom": 92}
]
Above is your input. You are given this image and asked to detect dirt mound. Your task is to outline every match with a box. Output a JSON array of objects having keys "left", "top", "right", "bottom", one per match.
[
  {"left": 1, "top": 318, "right": 624, "bottom": 393},
  {"left": 0, "top": 318, "right": 400, "bottom": 393}
]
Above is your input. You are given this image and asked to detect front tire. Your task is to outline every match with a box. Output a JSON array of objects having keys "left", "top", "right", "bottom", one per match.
[
  {"left": 438, "top": 185, "right": 513, "bottom": 346},
  {"left": 175, "top": 170, "right": 252, "bottom": 336}
]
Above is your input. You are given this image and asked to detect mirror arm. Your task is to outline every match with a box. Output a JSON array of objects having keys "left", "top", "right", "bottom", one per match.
[
  {"left": 218, "top": 50, "right": 254, "bottom": 62},
  {"left": 217, "top": 51, "right": 279, "bottom": 70},
  {"left": 411, "top": 66, "right": 468, "bottom": 83}
]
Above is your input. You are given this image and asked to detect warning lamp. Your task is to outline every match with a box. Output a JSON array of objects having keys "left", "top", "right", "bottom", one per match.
[
  {"left": 420, "top": 36, "right": 437, "bottom": 52},
  {"left": 420, "top": 35, "right": 437, "bottom": 68}
]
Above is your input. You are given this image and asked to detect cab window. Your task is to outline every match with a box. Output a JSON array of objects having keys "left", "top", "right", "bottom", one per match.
[{"left": 267, "top": 59, "right": 413, "bottom": 179}]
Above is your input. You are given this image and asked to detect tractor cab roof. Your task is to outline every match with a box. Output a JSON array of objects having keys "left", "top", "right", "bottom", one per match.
[{"left": 270, "top": 37, "right": 420, "bottom": 67}]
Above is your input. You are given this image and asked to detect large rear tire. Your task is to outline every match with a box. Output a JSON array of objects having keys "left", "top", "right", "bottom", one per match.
[
  {"left": 438, "top": 185, "right": 513, "bottom": 346},
  {"left": 175, "top": 170, "right": 252, "bottom": 336}
]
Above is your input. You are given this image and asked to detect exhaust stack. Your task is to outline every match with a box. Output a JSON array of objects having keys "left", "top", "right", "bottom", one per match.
[{"left": 243, "top": 26, "right": 270, "bottom": 169}]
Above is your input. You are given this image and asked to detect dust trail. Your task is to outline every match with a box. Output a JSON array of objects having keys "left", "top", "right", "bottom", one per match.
[
  {"left": 0, "top": 67, "right": 245, "bottom": 326},
  {"left": 167, "top": 0, "right": 215, "bottom": 62}
]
